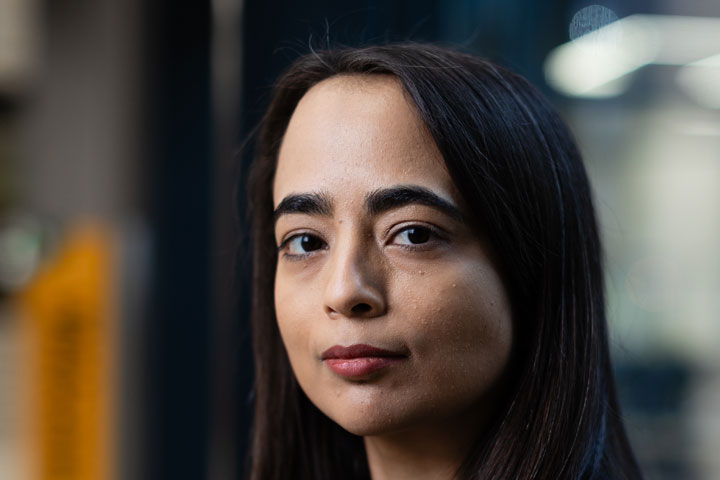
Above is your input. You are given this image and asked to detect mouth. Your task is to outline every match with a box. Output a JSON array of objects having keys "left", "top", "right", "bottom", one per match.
[{"left": 321, "top": 344, "right": 407, "bottom": 378}]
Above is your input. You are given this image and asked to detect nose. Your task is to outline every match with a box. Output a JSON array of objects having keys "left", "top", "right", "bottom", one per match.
[{"left": 323, "top": 239, "right": 387, "bottom": 319}]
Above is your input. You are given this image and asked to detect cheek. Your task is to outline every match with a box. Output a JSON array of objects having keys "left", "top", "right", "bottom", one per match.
[
  {"left": 399, "top": 260, "right": 513, "bottom": 406},
  {"left": 274, "top": 274, "right": 317, "bottom": 369}
]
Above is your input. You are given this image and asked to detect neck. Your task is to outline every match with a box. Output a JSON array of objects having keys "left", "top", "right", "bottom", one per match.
[{"left": 363, "top": 409, "right": 485, "bottom": 480}]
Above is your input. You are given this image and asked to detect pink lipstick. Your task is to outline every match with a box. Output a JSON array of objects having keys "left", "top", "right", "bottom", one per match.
[{"left": 321, "top": 344, "right": 406, "bottom": 378}]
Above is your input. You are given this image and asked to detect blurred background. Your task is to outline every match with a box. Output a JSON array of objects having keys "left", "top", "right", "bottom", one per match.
[{"left": 0, "top": 0, "right": 718, "bottom": 479}]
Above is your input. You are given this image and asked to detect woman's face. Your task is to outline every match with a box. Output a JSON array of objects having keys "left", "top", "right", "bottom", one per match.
[{"left": 272, "top": 75, "right": 513, "bottom": 437}]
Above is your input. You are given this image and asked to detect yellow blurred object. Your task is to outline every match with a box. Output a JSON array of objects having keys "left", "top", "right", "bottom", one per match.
[{"left": 20, "top": 223, "right": 117, "bottom": 480}]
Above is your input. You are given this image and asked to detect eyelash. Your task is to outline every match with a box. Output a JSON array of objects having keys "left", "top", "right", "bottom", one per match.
[
  {"left": 278, "top": 223, "right": 447, "bottom": 260},
  {"left": 387, "top": 223, "right": 446, "bottom": 251},
  {"left": 278, "top": 232, "right": 328, "bottom": 261}
]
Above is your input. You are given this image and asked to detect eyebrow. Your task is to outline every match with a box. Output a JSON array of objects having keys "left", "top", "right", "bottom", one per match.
[
  {"left": 273, "top": 192, "right": 333, "bottom": 223},
  {"left": 365, "top": 185, "right": 464, "bottom": 221},
  {"left": 273, "top": 185, "right": 463, "bottom": 223}
]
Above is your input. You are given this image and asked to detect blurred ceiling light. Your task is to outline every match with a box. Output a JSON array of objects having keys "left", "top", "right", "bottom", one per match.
[
  {"left": 545, "top": 12, "right": 720, "bottom": 98},
  {"left": 676, "top": 54, "right": 720, "bottom": 109},
  {"left": 568, "top": 5, "right": 619, "bottom": 41}
]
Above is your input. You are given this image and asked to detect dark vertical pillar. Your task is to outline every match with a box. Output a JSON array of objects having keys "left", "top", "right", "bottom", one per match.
[
  {"left": 208, "top": 1, "right": 245, "bottom": 479},
  {"left": 144, "top": 1, "right": 212, "bottom": 479}
]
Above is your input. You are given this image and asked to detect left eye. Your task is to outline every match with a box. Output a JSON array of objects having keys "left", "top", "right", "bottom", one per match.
[
  {"left": 392, "top": 226, "right": 433, "bottom": 245},
  {"left": 285, "top": 233, "right": 326, "bottom": 255}
]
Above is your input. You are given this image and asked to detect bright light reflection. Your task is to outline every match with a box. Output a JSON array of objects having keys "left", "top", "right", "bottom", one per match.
[{"left": 546, "top": 13, "right": 720, "bottom": 98}]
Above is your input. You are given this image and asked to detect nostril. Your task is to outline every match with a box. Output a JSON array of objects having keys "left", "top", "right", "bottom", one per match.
[{"left": 351, "top": 303, "right": 372, "bottom": 314}]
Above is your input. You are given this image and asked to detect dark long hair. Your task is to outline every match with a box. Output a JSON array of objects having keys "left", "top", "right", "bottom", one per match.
[{"left": 245, "top": 43, "right": 641, "bottom": 480}]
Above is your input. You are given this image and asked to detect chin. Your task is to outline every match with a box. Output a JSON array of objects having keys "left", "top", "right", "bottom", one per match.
[
  {"left": 319, "top": 397, "right": 425, "bottom": 437},
  {"left": 331, "top": 413, "right": 409, "bottom": 437}
]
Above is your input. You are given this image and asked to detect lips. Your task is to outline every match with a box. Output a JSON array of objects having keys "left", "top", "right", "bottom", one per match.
[{"left": 321, "top": 344, "right": 406, "bottom": 378}]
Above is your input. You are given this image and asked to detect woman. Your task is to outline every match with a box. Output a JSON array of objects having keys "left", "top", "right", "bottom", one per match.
[{"left": 245, "top": 44, "right": 641, "bottom": 479}]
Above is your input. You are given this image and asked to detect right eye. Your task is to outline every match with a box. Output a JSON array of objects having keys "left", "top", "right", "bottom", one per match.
[{"left": 281, "top": 233, "right": 327, "bottom": 257}]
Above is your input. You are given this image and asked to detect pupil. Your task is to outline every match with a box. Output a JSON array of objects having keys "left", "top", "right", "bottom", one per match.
[
  {"left": 407, "top": 227, "right": 430, "bottom": 244},
  {"left": 301, "top": 235, "right": 321, "bottom": 251}
]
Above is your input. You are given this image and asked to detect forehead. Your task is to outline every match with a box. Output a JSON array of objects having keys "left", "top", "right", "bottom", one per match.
[{"left": 273, "top": 75, "right": 458, "bottom": 206}]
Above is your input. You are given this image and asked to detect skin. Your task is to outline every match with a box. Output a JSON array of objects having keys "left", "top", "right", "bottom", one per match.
[{"left": 273, "top": 75, "right": 513, "bottom": 480}]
